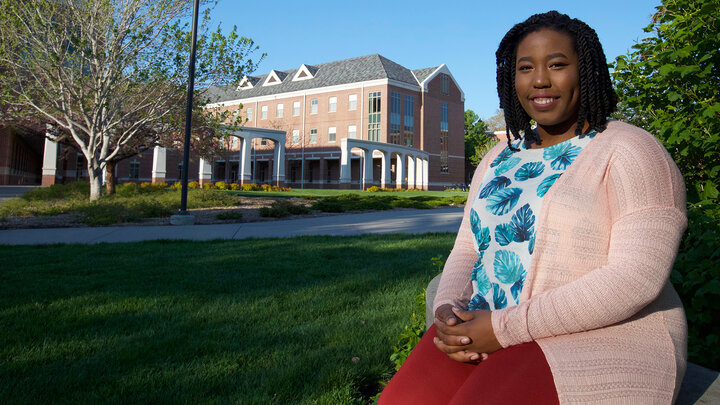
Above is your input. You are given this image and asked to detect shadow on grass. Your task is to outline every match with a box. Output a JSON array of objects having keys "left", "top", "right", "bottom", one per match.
[{"left": 0, "top": 234, "right": 453, "bottom": 404}]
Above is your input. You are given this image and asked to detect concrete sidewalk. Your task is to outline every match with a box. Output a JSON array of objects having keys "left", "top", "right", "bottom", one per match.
[{"left": 0, "top": 207, "right": 464, "bottom": 245}]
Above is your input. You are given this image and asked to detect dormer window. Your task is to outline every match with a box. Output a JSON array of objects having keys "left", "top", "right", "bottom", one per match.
[
  {"left": 237, "top": 76, "right": 257, "bottom": 90},
  {"left": 292, "top": 64, "right": 317, "bottom": 81},
  {"left": 263, "top": 70, "right": 286, "bottom": 86}
]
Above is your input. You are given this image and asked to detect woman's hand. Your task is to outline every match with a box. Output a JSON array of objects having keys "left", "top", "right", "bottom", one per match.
[
  {"left": 434, "top": 306, "right": 502, "bottom": 361},
  {"left": 433, "top": 304, "right": 490, "bottom": 363}
]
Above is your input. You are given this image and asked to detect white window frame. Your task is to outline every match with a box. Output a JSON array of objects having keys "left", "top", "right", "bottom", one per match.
[
  {"left": 328, "top": 97, "right": 337, "bottom": 113},
  {"left": 348, "top": 125, "right": 357, "bottom": 139},
  {"left": 293, "top": 101, "right": 301, "bottom": 116},
  {"left": 310, "top": 128, "right": 317, "bottom": 144},
  {"left": 328, "top": 126, "right": 336, "bottom": 142},
  {"left": 247, "top": 107, "right": 253, "bottom": 121},
  {"left": 261, "top": 105, "right": 268, "bottom": 120},
  {"left": 276, "top": 103, "right": 284, "bottom": 118},
  {"left": 310, "top": 99, "right": 318, "bottom": 114},
  {"left": 292, "top": 129, "right": 300, "bottom": 144},
  {"left": 348, "top": 94, "right": 357, "bottom": 111}
]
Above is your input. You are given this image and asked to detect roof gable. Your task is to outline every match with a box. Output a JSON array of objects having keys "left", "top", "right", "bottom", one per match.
[
  {"left": 292, "top": 64, "right": 317, "bottom": 81},
  {"left": 263, "top": 70, "right": 287, "bottom": 86}
]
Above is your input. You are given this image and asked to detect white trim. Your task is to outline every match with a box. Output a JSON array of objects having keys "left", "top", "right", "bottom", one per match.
[
  {"left": 419, "top": 64, "right": 466, "bottom": 102},
  {"left": 292, "top": 64, "right": 316, "bottom": 81},
  {"left": 237, "top": 76, "right": 255, "bottom": 90},
  {"left": 263, "top": 70, "right": 284, "bottom": 86},
  {"left": 205, "top": 78, "right": 420, "bottom": 109}
]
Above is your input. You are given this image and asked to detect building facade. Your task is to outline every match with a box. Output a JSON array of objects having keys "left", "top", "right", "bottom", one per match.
[
  {"left": 203, "top": 54, "right": 465, "bottom": 190},
  {"left": 20, "top": 54, "right": 466, "bottom": 190}
]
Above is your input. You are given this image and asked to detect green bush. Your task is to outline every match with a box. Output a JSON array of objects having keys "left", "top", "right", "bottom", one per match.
[
  {"left": 188, "top": 181, "right": 200, "bottom": 189},
  {"left": 214, "top": 181, "right": 229, "bottom": 190},
  {"left": 241, "top": 183, "right": 261, "bottom": 191},
  {"left": 229, "top": 183, "right": 240, "bottom": 191},
  {"left": 22, "top": 182, "right": 89, "bottom": 201},
  {"left": 216, "top": 211, "right": 243, "bottom": 220},
  {"left": 671, "top": 203, "right": 720, "bottom": 369},
  {"left": 259, "top": 200, "right": 310, "bottom": 218}
]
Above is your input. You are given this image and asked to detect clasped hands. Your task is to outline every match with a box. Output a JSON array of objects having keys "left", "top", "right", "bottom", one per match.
[{"left": 433, "top": 303, "right": 503, "bottom": 363}]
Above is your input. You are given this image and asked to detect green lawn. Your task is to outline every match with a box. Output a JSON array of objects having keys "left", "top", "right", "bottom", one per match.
[
  {"left": 0, "top": 234, "right": 454, "bottom": 404},
  {"left": 231, "top": 188, "right": 467, "bottom": 199}
]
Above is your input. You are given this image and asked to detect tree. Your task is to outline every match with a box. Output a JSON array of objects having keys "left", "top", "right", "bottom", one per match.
[
  {"left": 464, "top": 110, "right": 495, "bottom": 169},
  {"left": 611, "top": 0, "right": 720, "bottom": 204},
  {"left": 484, "top": 109, "right": 506, "bottom": 132},
  {"left": 0, "top": 0, "right": 263, "bottom": 200}
]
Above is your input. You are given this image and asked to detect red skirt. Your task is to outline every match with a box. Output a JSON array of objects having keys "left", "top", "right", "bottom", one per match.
[{"left": 379, "top": 325, "right": 559, "bottom": 405}]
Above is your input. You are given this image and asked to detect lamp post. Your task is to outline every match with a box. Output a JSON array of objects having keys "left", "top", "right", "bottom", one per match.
[{"left": 171, "top": 0, "right": 200, "bottom": 225}]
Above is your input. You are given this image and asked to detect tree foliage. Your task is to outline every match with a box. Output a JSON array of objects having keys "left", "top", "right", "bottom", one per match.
[
  {"left": 464, "top": 110, "right": 495, "bottom": 168},
  {"left": 612, "top": 0, "right": 720, "bottom": 370},
  {"left": 611, "top": 0, "right": 720, "bottom": 204},
  {"left": 484, "top": 109, "right": 506, "bottom": 132},
  {"left": 0, "top": 0, "right": 263, "bottom": 199}
]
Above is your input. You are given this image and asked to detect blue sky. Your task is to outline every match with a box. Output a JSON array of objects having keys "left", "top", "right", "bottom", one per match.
[{"left": 207, "top": 0, "right": 660, "bottom": 120}]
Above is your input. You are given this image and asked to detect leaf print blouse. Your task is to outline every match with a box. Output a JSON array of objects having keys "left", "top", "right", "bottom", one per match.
[{"left": 468, "top": 131, "right": 597, "bottom": 311}]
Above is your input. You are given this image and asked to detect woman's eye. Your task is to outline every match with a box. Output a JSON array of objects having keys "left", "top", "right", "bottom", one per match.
[
  {"left": 550, "top": 62, "right": 568, "bottom": 68},
  {"left": 518, "top": 65, "right": 532, "bottom": 71}
]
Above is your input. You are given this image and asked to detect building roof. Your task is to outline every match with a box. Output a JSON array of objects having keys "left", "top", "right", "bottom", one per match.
[{"left": 205, "top": 54, "right": 441, "bottom": 104}]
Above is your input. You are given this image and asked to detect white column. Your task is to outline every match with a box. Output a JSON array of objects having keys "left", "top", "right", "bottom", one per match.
[
  {"left": 339, "top": 138, "right": 352, "bottom": 187},
  {"left": 423, "top": 157, "right": 429, "bottom": 190},
  {"left": 42, "top": 137, "right": 58, "bottom": 186},
  {"left": 199, "top": 158, "right": 212, "bottom": 186},
  {"left": 362, "top": 148, "right": 374, "bottom": 189},
  {"left": 380, "top": 150, "right": 391, "bottom": 189},
  {"left": 274, "top": 141, "right": 285, "bottom": 186},
  {"left": 415, "top": 156, "right": 423, "bottom": 190},
  {"left": 407, "top": 155, "right": 415, "bottom": 189},
  {"left": 151, "top": 146, "right": 167, "bottom": 184},
  {"left": 395, "top": 153, "right": 405, "bottom": 189},
  {"left": 239, "top": 137, "right": 252, "bottom": 184}
]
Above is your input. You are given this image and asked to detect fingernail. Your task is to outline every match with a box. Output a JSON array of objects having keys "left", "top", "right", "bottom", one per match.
[
  {"left": 433, "top": 337, "right": 439, "bottom": 344},
  {"left": 470, "top": 354, "right": 479, "bottom": 361},
  {"left": 461, "top": 337, "right": 470, "bottom": 344}
]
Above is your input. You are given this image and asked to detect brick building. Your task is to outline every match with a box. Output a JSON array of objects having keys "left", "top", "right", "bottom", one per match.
[
  {"left": 21, "top": 54, "right": 467, "bottom": 190},
  {"left": 203, "top": 53, "right": 465, "bottom": 190}
]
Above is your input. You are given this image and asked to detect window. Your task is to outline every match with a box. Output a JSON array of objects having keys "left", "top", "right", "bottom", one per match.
[
  {"left": 328, "top": 127, "right": 336, "bottom": 142},
  {"left": 276, "top": 104, "right": 284, "bottom": 118},
  {"left": 349, "top": 94, "right": 357, "bottom": 110},
  {"left": 310, "top": 128, "right": 317, "bottom": 144},
  {"left": 130, "top": 161, "right": 140, "bottom": 179},
  {"left": 348, "top": 125, "right": 357, "bottom": 139},
  {"left": 367, "top": 92, "right": 381, "bottom": 141},
  {"left": 440, "top": 102, "right": 449, "bottom": 173},
  {"left": 328, "top": 97, "right": 337, "bottom": 113},
  {"left": 231, "top": 137, "right": 238, "bottom": 148},
  {"left": 390, "top": 92, "right": 401, "bottom": 144},
  {"left": 260, "top": 138, "right": 267, "bottom": 146},
  {"left": 247, "top": 107, "right": 253, "bottom": 121},
  {"left": 261, "top": 105, "right": 268, "bottom": 120},
  {"left": 440, "top": 103, "right": 449, "bottom": 132},
  {"left": 441, "top": 73, "right": 450, "bottom": 95},
  {"left": 404, "top": 95, "right": 414, "bottom": 146},
  {"left": 311, "top": 99, "right": 318, "bottom": 114},
  {"left": 292, "top": 129, "right": 300, "bottom": 144},
  {"left": 293, "top": 101, "right": 301, "bottom": 116}
]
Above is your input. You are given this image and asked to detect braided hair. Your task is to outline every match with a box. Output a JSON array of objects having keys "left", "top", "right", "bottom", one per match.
[{"left": 496, "top": 11, "right": 617, "bottom": 149}]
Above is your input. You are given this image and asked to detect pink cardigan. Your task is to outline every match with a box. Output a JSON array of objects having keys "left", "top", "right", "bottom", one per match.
[{"left": 435, "top": 121, "right": 688, "bottom": 404}]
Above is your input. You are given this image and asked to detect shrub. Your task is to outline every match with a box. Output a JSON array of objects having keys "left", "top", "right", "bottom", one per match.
[
  {"left": 202, "top": 182, "right": 216, "bottom": 190},
  {"left": 230, "top": 183, "right": 240, "bottom": 191},
  {"left": 216, "top": 211, "right": 243, "bottom": 220},
  {"left": 171, "top": 182, "right": 183, "bottom": 190},
  {"left": 214, "top": 181, "right": 229, "bottom": 190},
  {"left": 259, "top": 199, "right": 310, "bottom": 218},
  {"left": 366, "top": 186, "right": 381, "bottom": 192},
  {"left": 22, "top": 182, "right": 89, "bottom": 201},
  {"left": 188, "top": 181, "right": 200, "bottom": 189},
  {"left": 261, "top": 183, "right": 272, "bottom": 191},
  {"left": 670, "top": 203, "right": 720, "bottom": 369},
  {"left": 241, "top": 183, "right": 261, "bottom": 191}
]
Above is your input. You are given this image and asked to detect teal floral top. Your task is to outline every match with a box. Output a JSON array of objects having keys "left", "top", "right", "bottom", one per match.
[{"left": 467, "top": 130, "right": 597, "bottom": 311}]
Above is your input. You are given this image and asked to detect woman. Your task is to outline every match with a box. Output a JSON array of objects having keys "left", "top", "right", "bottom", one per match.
[{"left": 380, "top": 11, "right": 687, "bottom": 404}]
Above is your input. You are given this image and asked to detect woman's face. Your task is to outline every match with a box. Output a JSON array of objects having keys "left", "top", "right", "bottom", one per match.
[{"left": 514, "top": 28, "right": 581, "bottom": 136}]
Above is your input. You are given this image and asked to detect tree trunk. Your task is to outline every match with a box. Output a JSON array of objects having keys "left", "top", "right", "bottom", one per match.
[
  {"left": 88, "top": 164, "right": 103, "bottom": 201},
  {"left": 105, "top": 161, "right": 116, "bottom": 195}
]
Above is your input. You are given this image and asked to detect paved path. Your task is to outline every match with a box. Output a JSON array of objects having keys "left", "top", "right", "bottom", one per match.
[
  {"left": 0, "top": 207, "right": 464, "bottom": 245},
  {"left": 0, "top": 185, "right": 38, "bottom": 203}
]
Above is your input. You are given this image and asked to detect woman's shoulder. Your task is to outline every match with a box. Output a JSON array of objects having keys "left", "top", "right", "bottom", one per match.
[{"left": 595, "top": 120, "right": 664, "bottom": 150}]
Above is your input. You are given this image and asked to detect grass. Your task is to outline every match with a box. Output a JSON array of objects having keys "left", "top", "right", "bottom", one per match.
[
  {"left": 0, "top": 183, "right": 238, "bottom": 225},
  {"left": 231, "top": 188, "right": 467, "bottom": 199},
  {"left": 0, "top": 234, "right": 455, "bottom": 404},
  {"left": 0, "top": 184, "right": 467, "bottom": 226}
]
